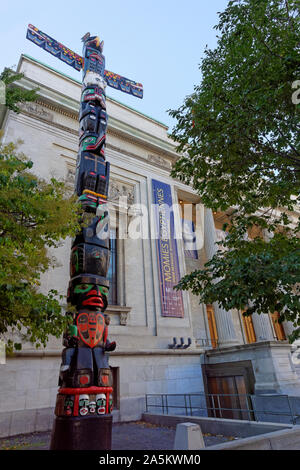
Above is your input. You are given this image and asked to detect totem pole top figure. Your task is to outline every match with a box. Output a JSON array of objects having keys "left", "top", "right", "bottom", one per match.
[{"left": 26, "top": 24, "right": 143, "bottom": 99}]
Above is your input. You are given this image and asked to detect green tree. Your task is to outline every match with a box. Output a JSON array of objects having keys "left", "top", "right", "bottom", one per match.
[
  {"left": 0, "top": 67, "right": 38, "bottom": 114},
  {"left": 0, "top": 143, "right": 80, "bottom": 351},
  {"left": 169, "top": 0, "right": 300, "bottom": 340}
]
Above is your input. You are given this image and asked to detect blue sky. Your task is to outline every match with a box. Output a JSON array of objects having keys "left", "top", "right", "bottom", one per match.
[{"left": 1, "top": 0, "right": 229, "bottom": 130}]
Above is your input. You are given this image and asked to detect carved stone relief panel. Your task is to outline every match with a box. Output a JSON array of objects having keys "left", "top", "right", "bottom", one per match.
[
  {"left": 21, "top": 102, "right": 54, "bottom": 122},
  {"left": 109, "top": 180, "right": 135, "bottom": 206},
  {"left": 65, "top": 161, "right": 76, "bottom": 183},
  {"left": 147, "top": 153, "right": 172, "bottom": 169},
  {"left": 61, "top": 158, "right": 135, "bottom": 207}
]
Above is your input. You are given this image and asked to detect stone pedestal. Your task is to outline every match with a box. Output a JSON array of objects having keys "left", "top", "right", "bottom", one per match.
[
  {"left": 174, "top": 422, "right": 205, "bottom": 450},
  {"left": 50, "top": 415, "right": 112, "bottom": 450}
]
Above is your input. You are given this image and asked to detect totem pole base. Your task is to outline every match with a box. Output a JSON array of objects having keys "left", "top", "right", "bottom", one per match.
[{"left": 50, "top": 414, "right": 112, "bottom": 450}]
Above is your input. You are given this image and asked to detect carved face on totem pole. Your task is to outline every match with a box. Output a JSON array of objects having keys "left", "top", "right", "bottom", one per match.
[
  {"left": 64, "top": 396, "right": 74, "bottom": 416},
  {"left": 83, "top": 71, "right": 106, "bottom": 90},
  {"left": 82, "top": 34, "right": 104, "bottom": 53},
  {"left": 76, "top": 309, "right": 106, "bottom": 348},
  {"left": 96, "top": 393, "right": 106, "bottom": 414},
  {"left": 88, "top": 400, "right": 96, "bottom": 414},
  {"left": 82, "top": 34, "right": 105, "bottom": 78},
  {"left": 71, "top": 283, "right": 108, "bottom": 311},
  {"left": 79, "top": 394, "right": 89, "bottom": 416}
]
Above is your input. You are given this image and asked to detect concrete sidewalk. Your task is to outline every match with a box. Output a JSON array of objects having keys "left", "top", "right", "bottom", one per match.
[{"left": 0, "top": 421, "right": 233, "bottom": 450}]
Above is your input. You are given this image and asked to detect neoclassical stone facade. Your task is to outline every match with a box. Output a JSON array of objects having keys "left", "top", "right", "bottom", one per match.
[{"left": 0, "top": 55, "right": 299, "bottom": 437}]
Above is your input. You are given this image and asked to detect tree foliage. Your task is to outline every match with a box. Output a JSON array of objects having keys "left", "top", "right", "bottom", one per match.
[
  {"left": 0, "top": 143, "right": 81, "bottom": 351},
  {"left": 0, "top": 68, "right": 38, "bottom": 114},
  {"left": 169, "top": 0, "right": 300, "bottom": 340}
]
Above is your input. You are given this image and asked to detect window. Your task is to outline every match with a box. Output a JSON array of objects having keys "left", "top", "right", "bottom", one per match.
[
  {"left": 270, "top": 312, "right": 286, "bottom": 341},
  {"left": 206, "top": 305, "right": 218, "bottom": 349},
  {"left": 107, "top": 228, "right": 117, "bottom": 305},
  {"left": 242, "top": 312, "right": 256, "bottom": 344},
  {"left": 179, "top": 199, "right": 198, "bottom": 259}
]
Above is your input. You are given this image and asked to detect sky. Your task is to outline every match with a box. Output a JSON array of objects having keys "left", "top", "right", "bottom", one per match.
[{"left": 1, "top": 0, "right": 229, "bottom": 131}]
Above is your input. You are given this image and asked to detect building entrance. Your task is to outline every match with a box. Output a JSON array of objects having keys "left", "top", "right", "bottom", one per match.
[
  {"left": 203, "top": 360, "right": 255, "bottom": 420},
  {"left": 207, "top": 375, "right": 252, "bottom": 420}
]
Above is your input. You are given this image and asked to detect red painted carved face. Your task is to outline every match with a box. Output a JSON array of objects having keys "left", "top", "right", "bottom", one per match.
[
  {"left": 73, "top": 284, "right": 108, "bottom": 311},
  {"left": 76, "top": 311, "right": 105, "bottom": 348},
  {"left": 83, "top": 287, "right": 104, "bottom": 308}
]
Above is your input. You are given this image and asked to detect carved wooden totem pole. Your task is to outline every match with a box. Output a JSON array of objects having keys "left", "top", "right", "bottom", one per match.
[{"left": 26, "top": 24, "right": 143, "bottom": 450}]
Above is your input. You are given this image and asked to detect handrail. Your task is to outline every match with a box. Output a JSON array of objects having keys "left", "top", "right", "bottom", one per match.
[{"left": 145, "top": 393, "right": 300, "bottom": 424}]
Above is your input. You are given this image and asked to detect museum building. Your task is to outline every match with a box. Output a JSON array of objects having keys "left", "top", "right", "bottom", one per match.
[{"left": 0, "top": 54, "right": 299, "bottom": 436}]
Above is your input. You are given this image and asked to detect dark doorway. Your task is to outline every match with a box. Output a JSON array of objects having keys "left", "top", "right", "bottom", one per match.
[
  {"left": 110, "top": 366, "right": 119, "bottom": 410},
  {"left": 203, "top": 361, "right": 255, "bottom": 420},
  {"left": 207, "top": 375, "right": 252, "bottom": 419}
]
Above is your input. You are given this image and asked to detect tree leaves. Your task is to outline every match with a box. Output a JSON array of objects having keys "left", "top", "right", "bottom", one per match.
[
  {"left": 0, "top": 68, "right": 39, "bottom": 113},
  {"left": 0, "top": 143, "right": 81, "bottom": 351},
  {"left": 170, "top": 0, "right": 300, "bottom": 212},
  {"left": 170, "top": 0, "right": 300, "bottom": 341}
]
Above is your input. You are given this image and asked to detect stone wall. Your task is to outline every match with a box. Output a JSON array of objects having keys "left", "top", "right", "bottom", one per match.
[{"left": 0, "top": 351, "right": 205, "bottom": 437}]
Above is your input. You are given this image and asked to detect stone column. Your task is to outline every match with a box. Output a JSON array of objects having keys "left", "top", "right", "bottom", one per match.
[
  {"left": 262, "top": 228, "right": 293, "bottom": 342},
  {"left": 204, "top": 208, "right": 238, "bottom": 347},
  {"left": 282, "top": 321, "right": 300, "bottom": 352},
  {"left": 251, "top": 312, "right": 275, "bottom": 341},
  {"left": 283, "top": 321, "right": 294, "bottom": 338}
]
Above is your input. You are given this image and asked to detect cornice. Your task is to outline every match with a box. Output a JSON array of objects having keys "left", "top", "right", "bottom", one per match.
[
  {"left": 34, "top": 99, "right": 78, "bottom": 120},
  {"left": 15, "top": 74, "right": 179, "bottom": 161},
  {"left": 107, "top": 142, "right": 171, "bottom": 172},
  {"left": 18, "top": 101, "right": 177, "bottom": 172},
  {"left": 20, "top": 106, "right": 78, "bottom": 136},
  {"left": 11, "top": 348, "right": 202, "bottom": 358},
  {"left": 15, "top": 75, "right": 79, "bottom": 115},
  {"left": 108, "top": 118, "right": 178, "bottom": 161},
  {"left": 205, "top": 340, "right": 291, "bottom": 357},
  {"left": 20, "top": 54, "right": 169, "bottom": 128}
]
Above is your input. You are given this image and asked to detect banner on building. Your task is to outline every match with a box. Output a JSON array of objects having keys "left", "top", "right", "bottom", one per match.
[{"left": 152, "top": 179, "right": 184, "bottom": 318}]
